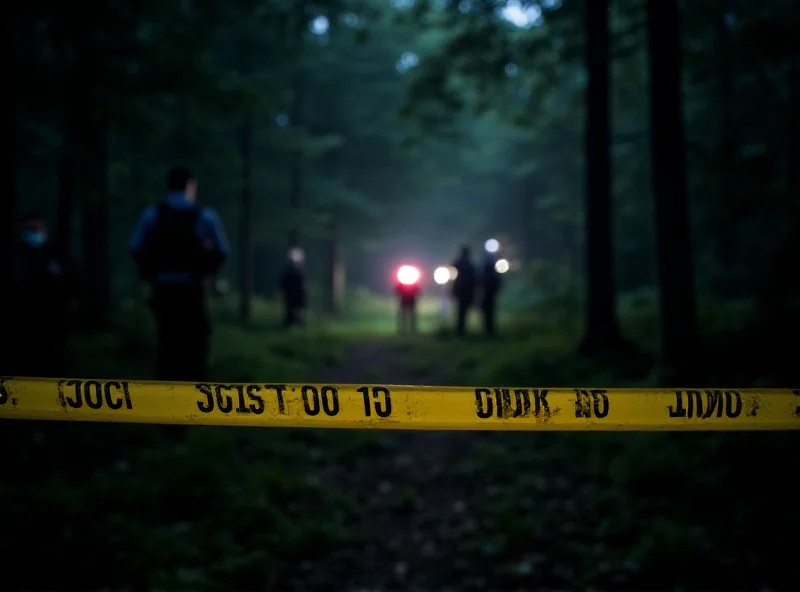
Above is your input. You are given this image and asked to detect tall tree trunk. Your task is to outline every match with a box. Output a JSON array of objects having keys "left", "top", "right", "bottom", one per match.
[
  {"left": 646, "top": 0, "right": 698, "bottom": 379},
  {"left": 521, "top": 176, "right": 535, "bottom": 267},
  {"left": 1, "top": 8, "right": 19, "bottom": 373},
  {"left": 130, "top": 128, "right": 143, "bottom": 204},
  {"left": 253, "top": 244, "right": 269, "bottom": 296},
  {"left": 579, "top": 0, "right": 622, "bottom": 354},
  {"left": 287, "top": 73, "right": 305, "bottom": 250},
  {"left": 287, "top": 7, "right": 306, "bottom": 250},
  {"left": 80, "top": 118, "right": 111, "bottom": 330},
  {"left": 324, "top": 211, "right": 345, "bottom": 315},
  {"left": 68, "top": 23, "right": 110, "bottom": 330},
  {"left": 55, "top": 31, "right": 77, "bottom": 263},
  {"left": 56, "top": 151, "right": 76, "bottom": 261},
  {"left": 238, "top": 110, "right": 253, "bottom": 325},
  {"left": 237, "top": 41, "right": 253, "bottom": 325},
  {"left": 786, "top": 14, "right": 799, "bottom": 342},
  {"left": 714, "top": 1, "right": 737, "bottom": 273},
  {"left": 787, "top": 3, "right": 800, "bottom": 204},
  {"left": 759, "top": 1, "right": 800, "bottom": 375},
  {"left": 2, "top": 9, "right": 17, "bottom": 272}
]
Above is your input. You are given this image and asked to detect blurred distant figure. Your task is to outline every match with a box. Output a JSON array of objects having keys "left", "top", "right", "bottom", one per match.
[
  {"left": 480, "top": 252, "right": 503, "bottom": 336},
  {"left": 280, "top": 247, "right": 307, "bottom": 327},
  {"left": 9, "top": 214, "right": 68, "bottom": 377},
  {"left": 129, "top": 166, "right": 229, "bottom": 382},
  {"left": 451, "top": 245, "right": 477, "bottom": 336},
  {"left": 395, "top": 265, "right": 421, "bottom": 334}
]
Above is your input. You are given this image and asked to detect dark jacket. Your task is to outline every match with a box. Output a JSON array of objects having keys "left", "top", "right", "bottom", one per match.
[
  {"left": 452, "top": 256, "right": 476, "bottom": 302},
  {"left": 280, "top": 263, "right": 307, "bottom": 306},
  {"left": 481, "top": 257, "right": 502, "bottom": 302},
  {"left": 13, "top": 243, "right": 67, "bottom": 315},
  {"left": 134, "top": 204, "right": 220, "bottom": 284},
  {"left": 10, "top": 242, "right": 68, "bottom": 375},
  {"left": 129, "top": 193, "right": 230, "bottom": 286}
]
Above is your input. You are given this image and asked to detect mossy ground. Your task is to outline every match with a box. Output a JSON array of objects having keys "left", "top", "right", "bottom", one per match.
[{"left": 1, "top": 291, "right": 796, "bottom": 591}]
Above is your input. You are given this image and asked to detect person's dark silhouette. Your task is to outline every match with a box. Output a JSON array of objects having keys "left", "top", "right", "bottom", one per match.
[
  {"left": 480, "top": 253, "right": 503, "bottom": 336},
  {"left": 129, "top": 166, "right": 229, "bottom": 382},
  {"left": 280, "top": 248, "right": 307, "bottom": 327},
  {"left": 451, "top": 245, "right": 476, "bottom": 336},
  {"left": 9, "top": 213, "right": 68, "bottom": 377}
]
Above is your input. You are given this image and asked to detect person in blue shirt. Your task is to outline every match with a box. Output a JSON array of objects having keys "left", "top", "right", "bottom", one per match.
[
  {"left": 9, "top": 213, "right": 68, "bottom": 377},
  {"left": 129, "top": 166, "right": 230, "bottom": 382}
]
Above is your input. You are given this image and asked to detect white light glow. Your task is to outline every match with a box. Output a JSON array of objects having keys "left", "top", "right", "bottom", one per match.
[
  {"left": 396, "top": 51, "right": 419, "bottom": 74},
  {"left": 485, "top": 238, "right": 500, "bottom": 253},
  {"left": 500, "top": 0, "right": 543, "bottom": 29},
  {"left": 495, "top": 258, "right": 510, "bottom": 274},
  {"left": 433, "top": 266, "right": 450, "bottom": 285},
  {"left": 310, "top": 15, "right": 329, "bottom": 36}
]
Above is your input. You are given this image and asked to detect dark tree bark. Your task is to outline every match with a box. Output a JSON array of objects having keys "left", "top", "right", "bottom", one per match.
[
  {"left": 238, "top": 112, "right": 253, "bottom": 325},
  {"left": 758, "top": 1, "right": 800, "bottom": 377},
  {"left": 521, "top": 176, "right": 535, "bottom": 267},
  {"left": 287, "top": 5, "right": 307, "bottom": 250},
  {"left": 646, "top": 0, "right": 699, "bottom": 379},
  {"left": 238, "top": 46, "right": 253, "bottom": 326},
  {"left": 786, "top": 2, "right": 800, "bottom": 208},
  {"left": 61, "top": 17, "right": 110, "bottom": 330},
  {"left": 56, "top": 86, "right": 78, "bottom": 266},
  {"left": 1, "top": 8, "right": 19, "bottom": 373},
  {"left": 324, "top": 212, "right": 345, "bottom": 315},
  {"left": 579, "top": 0, "right": 623, "bottom": 354},
  {"left": 321, "top": 142, "right": 342, "bottom": 315},
  {"left": 54, "top": 24, "right": 77, "bottom": 263},
  {"left": 713, "top": 1, "right": 738, "bottom": 274},
  {"left": 56, "top": 149, "right": 76, "bottom": 261},
  {"left": 80, "top": 117, "right": 111, "bottom": 330}
]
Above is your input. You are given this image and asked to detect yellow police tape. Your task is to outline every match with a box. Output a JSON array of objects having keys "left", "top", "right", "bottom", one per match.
[{"left": 1, "top": 376, "right": 799, "bottom": 430}]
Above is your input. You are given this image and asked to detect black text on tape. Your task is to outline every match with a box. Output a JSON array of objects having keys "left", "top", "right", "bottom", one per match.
[{"left": 58, "top": 380, "right": 133, "bottom": 410}]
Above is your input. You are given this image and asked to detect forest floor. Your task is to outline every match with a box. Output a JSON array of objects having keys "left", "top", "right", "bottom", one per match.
[
  {"left": 308, "top": 338, "right": 484, "bottom": 592},
  {"left": 278, "top": 336, "right": 796, "bottom": 592},
  {"left": 2, "top": 296, "right": 798, "bottom": 591}
]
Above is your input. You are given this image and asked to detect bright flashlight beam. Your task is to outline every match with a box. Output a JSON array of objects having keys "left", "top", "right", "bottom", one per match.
[
  {"left": 485, "top": 238, "right": 500, "bottom": 253},
  {"left": 433, "top": 266, "right": 450, "bottom": 285},
  {"left": 495, "top": 258, "right": 510, "bottom": 274},
  {"left": 397, "top": 265, "right": 421, "bottom": 285}
]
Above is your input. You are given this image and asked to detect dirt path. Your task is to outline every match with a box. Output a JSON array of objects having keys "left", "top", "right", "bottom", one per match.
[{"left": 311, "top": 339, "right": 488, "bottom": 592}]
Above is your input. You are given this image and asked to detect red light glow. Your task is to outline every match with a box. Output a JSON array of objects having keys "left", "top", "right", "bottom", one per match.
[{"left": 396, "top": 265, "right": 421, "bottom": 285}]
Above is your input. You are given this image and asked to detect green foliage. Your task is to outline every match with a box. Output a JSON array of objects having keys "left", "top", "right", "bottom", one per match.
[
  {"left": 453, "top": 427, "right": 796, "bottom": 590},
  {"left": 6, "top": 0, "right": 800, "bottom": 589},
  {"left": 1, "top": 419, "right": 369, "bottom": 590},
  {"left": 69, "top": 296, "right": 353, "bottom": 382},
  {"left": 6, "top": 288, "right": 798, "bottom": 590}
]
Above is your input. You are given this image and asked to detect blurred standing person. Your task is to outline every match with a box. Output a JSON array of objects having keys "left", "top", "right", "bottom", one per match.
[
  {"left": 129, "top": 166, "right": 229, "bottom": 382},
  {"left": 9, "top": 214, "right": 68, "bottom": 377},
  {"left": 280, "top": 247, "right": 307, "bottom": 327},
  {"left": 395, "top": 265, "right": 422, "bottom": 334},
  {"left": 480, "top": 252, "right": 503, "bottom": 336},
  {"left": 451, "top": 245, "right": 477, "bottom": 336}
]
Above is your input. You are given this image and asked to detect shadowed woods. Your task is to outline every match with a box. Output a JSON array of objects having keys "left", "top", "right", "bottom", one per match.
[
  {"left": 2, "top": 295, "right": 798, "bottom": 591},
  {"left": 3, "top": 0, "right": 800, "bottom": 590}
]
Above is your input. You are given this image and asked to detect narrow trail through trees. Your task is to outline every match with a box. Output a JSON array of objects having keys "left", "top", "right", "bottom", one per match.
[{"left": 306, "top": 339, "right": 489, "bottom": 591}]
